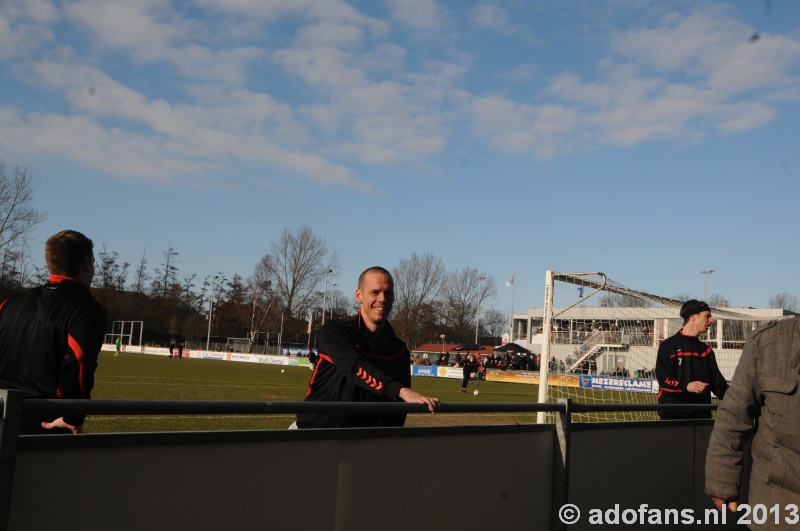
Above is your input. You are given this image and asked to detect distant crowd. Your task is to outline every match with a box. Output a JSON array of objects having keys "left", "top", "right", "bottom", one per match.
[{"left": 411, "top": 350, "right": 656, "bottom": 379}]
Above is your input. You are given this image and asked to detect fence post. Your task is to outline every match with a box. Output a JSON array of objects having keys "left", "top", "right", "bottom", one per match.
[
  {"left": 0, "top": 390, "right": 22, "bottom": 531},
  {"left": 552, "top": 398, "right": 572, "bottom": 531}
]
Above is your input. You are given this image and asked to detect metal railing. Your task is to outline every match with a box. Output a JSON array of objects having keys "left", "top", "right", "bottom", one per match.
[{"left": 0, "top": 391, "right": 721, "bottom": 531}]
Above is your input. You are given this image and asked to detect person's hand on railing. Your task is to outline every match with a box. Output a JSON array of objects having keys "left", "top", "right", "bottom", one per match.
[
  {"left": 41, "top": 417, "right": 82, "bottom": 434},
  {"left": 399, "top": 387, "right": 441, "bottom": 415}
]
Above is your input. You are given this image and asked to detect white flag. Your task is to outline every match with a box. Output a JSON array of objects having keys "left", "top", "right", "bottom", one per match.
[
  {"left": 307, "top": 314, "right": 313, "bottom": 334},
  {"left": 505, "top": 271, "right": 515, "bottom": 287}
]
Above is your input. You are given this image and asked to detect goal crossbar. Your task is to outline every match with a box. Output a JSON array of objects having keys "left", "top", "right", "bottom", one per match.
[{"left": 552, "top": 272, "right": 761, "bottom": 320}]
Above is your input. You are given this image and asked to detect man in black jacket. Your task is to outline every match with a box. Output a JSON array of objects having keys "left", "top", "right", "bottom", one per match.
[
  {"left": 0, "top": 230, "right": 107, "bottom": 434},
  {"left": 656, "top": 300, "right": 728, "bottom": 419},
  {"left": 296, "top": 267, "right": 440, "bottom": 429}
]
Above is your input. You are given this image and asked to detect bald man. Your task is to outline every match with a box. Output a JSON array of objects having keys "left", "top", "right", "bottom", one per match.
[{"left": 296, "top": 266, "right": 440, "bottom": 429}]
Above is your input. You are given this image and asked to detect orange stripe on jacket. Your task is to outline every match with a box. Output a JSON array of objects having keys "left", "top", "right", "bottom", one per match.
[
  {"left": 67, "top": 334, "right": 86, "bottom": 398},
  {"left": 669, "top": 347, "right": 711, "bottom": 359},
  {"left": 305, "top": 353, "right": 332, "bottom": 396}
]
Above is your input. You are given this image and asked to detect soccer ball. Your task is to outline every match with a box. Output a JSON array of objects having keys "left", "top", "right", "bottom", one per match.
[
  {"left": 281, "top": 369, "right": 285, "bottom": 373},
  {"left": 473, "top": 390, "right": 479, "bottom": 396}
]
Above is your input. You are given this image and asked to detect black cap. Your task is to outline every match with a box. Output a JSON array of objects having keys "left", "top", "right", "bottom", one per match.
[{"left": 680, "top": 300, "right": 711, "bottom": 320}]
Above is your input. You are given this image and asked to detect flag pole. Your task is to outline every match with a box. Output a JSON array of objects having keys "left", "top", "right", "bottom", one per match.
[
  {"left": 306, "top": 312, "right": 313, "bottom": 350},
  {"left": 507, "top": 270, "right": 515, "bottom": 342}
]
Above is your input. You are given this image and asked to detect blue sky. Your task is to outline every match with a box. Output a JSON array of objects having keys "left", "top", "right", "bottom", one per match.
[{"left": 1, "top": 0, "right": 799, "bottom": 316}]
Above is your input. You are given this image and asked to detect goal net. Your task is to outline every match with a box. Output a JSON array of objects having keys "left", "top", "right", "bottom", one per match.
[{"left": 536, "top": 271, "right": 766, "bottom": 423}]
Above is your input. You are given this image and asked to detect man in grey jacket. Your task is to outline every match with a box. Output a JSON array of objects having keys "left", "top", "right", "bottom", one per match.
[{"left": 705, "top": 317, "right": 800, "bottom": 529}]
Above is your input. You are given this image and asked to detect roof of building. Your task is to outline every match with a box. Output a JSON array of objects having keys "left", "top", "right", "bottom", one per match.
[{"left": 412, "top": 343, "right": 496, "bottom": 355}]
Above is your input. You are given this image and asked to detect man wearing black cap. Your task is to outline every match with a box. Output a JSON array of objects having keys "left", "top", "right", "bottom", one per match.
[{"left": 655, "top": 300, "right": 728, "bottom": 419}]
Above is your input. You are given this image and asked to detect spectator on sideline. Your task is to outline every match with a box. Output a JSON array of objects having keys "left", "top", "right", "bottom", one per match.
[
  {"left": 308, "top": 348, "right": 319, "bottom": 371},
  {"left": 168, "top": 339, "right": 175, "bottom": 359},
  {"left": 705, "top": 318, "right": 800, "bottom": 515},
  {"left": 294, "top": 267, "right": 440, "bottom": 429},
  {"left": 0, "top": 230, "right": 107, "bottom": 435},
  {"left": 178, "top": 341, "right": 184, "bottom": 360},
  {"left": 655, "top": 300, "right": 728, "bottom": 420}
]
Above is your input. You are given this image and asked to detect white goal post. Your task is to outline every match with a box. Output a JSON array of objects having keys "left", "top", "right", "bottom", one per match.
[{"left": 536, "top": 270, "right": 770, "bottom": 423}]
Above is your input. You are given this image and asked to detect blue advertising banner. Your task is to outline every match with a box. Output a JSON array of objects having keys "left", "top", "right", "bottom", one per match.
[
  {"left": 411, "top": 365, "right": 439, "bottom": 377},
  {"left": 579, "top": 375, "right": 655, "bottom": 394}
]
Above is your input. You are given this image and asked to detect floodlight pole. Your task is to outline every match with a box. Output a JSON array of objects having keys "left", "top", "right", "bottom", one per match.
[
  {"left": 331, "top": 284, "right": 337, "bottom": 319},
  {"left": 206, "top": 275, "right": 218, "bottom": 351},
  {"left": 701, "top": 270, "right": 715, "bottom": 301},
  {"left": 475, "top": 276, "right": 486, "bottom": 344},
  {"left": 278, "top": 311, "right": 284, "bottom": 355},
  {"left": 322, "top": 269, "right": 332, "bottom": 326}
]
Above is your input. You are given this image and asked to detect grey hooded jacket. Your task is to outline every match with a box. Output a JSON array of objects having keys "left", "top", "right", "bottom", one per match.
[{"left": 705, "top": 317, "right": 800, "bottom": 530}]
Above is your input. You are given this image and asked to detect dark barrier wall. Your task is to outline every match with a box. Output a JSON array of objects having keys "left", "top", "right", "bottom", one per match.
[
  {"left": 8, "top": 425, "right": 555, "bottom": 531},
  {"left": 568, "top": 420, "right": 747, "bottom": 531}
]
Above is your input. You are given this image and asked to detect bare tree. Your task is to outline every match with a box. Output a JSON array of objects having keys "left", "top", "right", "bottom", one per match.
[
  {"left": 0, "top": 159, "right": 46, "bottom": 267},
  {"left": 392, "top": 253, "right": 446, "bottom": 345},
  {"left": 616, "top": 293, "right": 655, "bottom": 307},
  {"left": 327, "top": 288, "right": 353, "bottom": 319},
  {"left": 91, "top": 245, "right": 130, "bottom": 308},
  {"left": 673, "top": 293, "right": 692, "bottom": 303},
  {"left": 131, "top": 250, "right": 149, "bottom": 317},
  {"left": 769, "top": 293, "right": 800, "bottom": 313},
  {"left": 598, "top": 293, "right": 614, "bottom": 307},
  {"left": 258, "top": 227, "right": 339, "bottom": 322},
  {"left": 247, "top": 261, "right": 277, "bottom": 353},
  {"left": 441, "top": 268, "right": 497, "bottom": 343},
  {"left": 481, "top": 308, "right": 508, "bottom": 341},
  {"left": 707, "top": 293, "right": 727, "bottom": 307}
]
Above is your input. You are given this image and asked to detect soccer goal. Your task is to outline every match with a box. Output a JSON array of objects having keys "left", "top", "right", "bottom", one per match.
[
  {"left": 535, "top": 271, "right": 766, "bottom": 423},
  {"left": 104, "top": 320, "right": 144, "bottom": 346}
]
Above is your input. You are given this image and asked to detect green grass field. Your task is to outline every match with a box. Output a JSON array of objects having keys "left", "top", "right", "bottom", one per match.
[{"left": 86, "top": 351, "right": 663, "bottom": 433}]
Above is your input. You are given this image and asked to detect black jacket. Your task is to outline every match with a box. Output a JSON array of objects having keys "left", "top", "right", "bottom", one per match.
[
  {"left": 0, "top": 276, "right": 107, "bottom": 427},
  {"left": 296, "top": 314, "right": 411, "bottom": 429},
  {"left": 656, "top": 330, "right": 729, "bottom": 419}
]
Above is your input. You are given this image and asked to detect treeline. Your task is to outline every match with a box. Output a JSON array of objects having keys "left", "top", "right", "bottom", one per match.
[
  {"left": 0, "top": 157, "right": 504, "bottom": 349},
  {"left": 86, "top": 230, "right": 508, "bottom": 350},
  {"left": 89, "top": 232, "right": 509, "bottom": 349},
  {"left": 1, "top": 221, "right": 508, "bottom": 350}
]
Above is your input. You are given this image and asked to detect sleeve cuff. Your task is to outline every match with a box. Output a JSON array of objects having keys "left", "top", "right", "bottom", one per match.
[
  {"left": 705, "top": 479, "right": 740, "bottom": 501},
  {"left": 63, "top": 415, "right": 85, "bottom": 428},
  {"left": 384, "top": 380, "right": 403, "bottom": 401}
]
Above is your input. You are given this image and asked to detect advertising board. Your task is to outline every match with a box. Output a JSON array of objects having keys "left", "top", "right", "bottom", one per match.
[
  {"left": 578, "top": 375, "right": 656, "bottom": 393},
  {"left": 411, "top": 365, "right": 438, "bottom": 377},
  {"left": 436, "top": 366, "right": 466, "bottom": 380}
]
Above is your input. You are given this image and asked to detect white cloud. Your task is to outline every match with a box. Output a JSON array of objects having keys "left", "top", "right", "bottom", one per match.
[
  {"left": 295, "top": 22, "right": 364, "bottom": 49},
  {"left": 612, "top": 10, "right": 800, "bottom": 95},
  {"left": 385, "top": 0, "right": 447, "bottom": 32},
  {"left": 465, "top": 7, "right": 794, "bottom": 157},
  {"left": 65, "top": 0, "right": 264, "bottom": 84},
  {"left": 3, "top": 0, "right": 59, "bottom": 24},
  {"left": 0, "top": 0, "right": 58, "bottom": 58},
  {"left": 2, "top": 60, "right": 372, "bottom": 190},
  {"left": 198, "top": 0, "right": 388, "bottom": 38},
  {"left": 272, "top": 46, "right": 365, "bottom": 89},
  {"left": 498, "top": 63, "right": 538, "bottom": 81},
  {"left": 470, "top": 4, "right": 514, "bottom": 35}
]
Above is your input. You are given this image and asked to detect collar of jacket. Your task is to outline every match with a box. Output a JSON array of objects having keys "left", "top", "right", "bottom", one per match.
[
  {"left": 47, "top": 275, "right": 95, "bottom": 299},
  {"left": 356, "top": 310, "right": 397, "bottom": 339}
]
